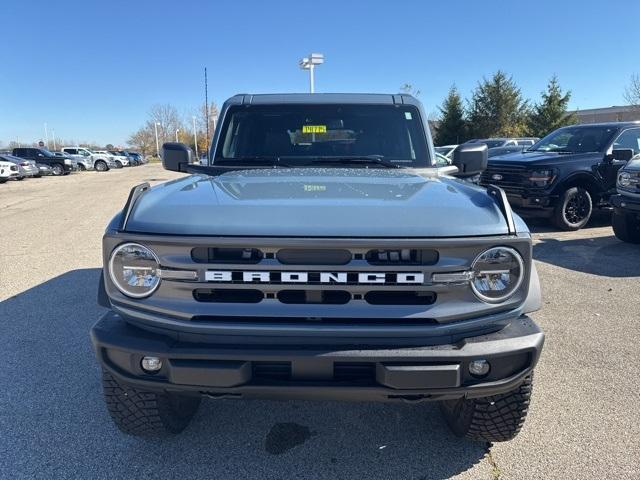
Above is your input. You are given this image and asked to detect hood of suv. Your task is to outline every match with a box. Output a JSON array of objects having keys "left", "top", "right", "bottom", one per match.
[
  {"left": 124, "top": 168, "right": 515, "bottom": 237},
  {"left": 489, "top": 150, "right": 601, "bottom": 166}
]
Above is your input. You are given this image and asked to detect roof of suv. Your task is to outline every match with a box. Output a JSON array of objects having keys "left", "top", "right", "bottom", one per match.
[
  {"left": 226, "top": 93, "right": 421, "bottom": 106},
  {"left": 559, "top": 121, "right": 640, "bottom": 129}
]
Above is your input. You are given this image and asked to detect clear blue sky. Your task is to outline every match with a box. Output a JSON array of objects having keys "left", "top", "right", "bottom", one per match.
[{"left": 2, "top": 0, "right": 639, "bottom": 146}]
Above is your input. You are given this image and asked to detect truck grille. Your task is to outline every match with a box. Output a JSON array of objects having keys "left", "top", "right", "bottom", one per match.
[{"left": 480, "top": 164, "right": 529, "bottom": 194}]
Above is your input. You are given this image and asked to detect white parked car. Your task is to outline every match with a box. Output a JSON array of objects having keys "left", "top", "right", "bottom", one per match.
[
  {"left": 0, "top": 158, "right": 21, "bottom": 183},
  {"left": 61, "top": 147, "right": 116, "bottom": 172}
]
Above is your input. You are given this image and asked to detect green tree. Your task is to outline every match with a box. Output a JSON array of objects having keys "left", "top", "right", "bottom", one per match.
[
  {"left": 467, "top": 71, "right": 529, "bottom": 138},
  {"left": 528, "top": 76, "right": 576, "bottom": 138},
  {"left": 434, "top": 85, "right": 467, "bottom": 145}
]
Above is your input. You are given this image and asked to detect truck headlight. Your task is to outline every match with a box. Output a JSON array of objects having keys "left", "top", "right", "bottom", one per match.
[
  {"left": 528, "top": 169, "right": 556, "bottom": 187},
  {"left": 470, "top": 247, "right": 524, "bottom": 303},
  {"left": 108, "top": 243, "right": 161, "bottom": 298},
  {"left": 64, "top": 159, "right": 72, "bottom": 165}
]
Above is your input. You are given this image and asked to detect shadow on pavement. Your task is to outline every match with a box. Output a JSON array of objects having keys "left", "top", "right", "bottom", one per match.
[
  {"left": 533, "top": 234, "right": 640, "bottom": 277},
  {"left": 526, "top": 210, "right": 612, "bottom": 234},
  {"left": 0, "top": 268, "right": 487, "bottom": 480}
]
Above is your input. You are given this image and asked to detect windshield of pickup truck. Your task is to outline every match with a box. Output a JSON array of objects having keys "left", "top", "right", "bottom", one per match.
[
  {"left": 214, "top": 104, "right": 431, "bottom": 167},
  {"left": 529, "top": 125, "right": 618, "bottom": 154}
]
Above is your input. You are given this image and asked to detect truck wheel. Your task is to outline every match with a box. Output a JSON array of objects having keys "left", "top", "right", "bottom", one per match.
[
  {"left": 78, "top": 164, "right": 86, "bottom": 171},
  {"left": 95, "top": 160, "right": 108, "bottom": 172},
  {"left": 440, "top": 374, "right": 533, "bottom": 442},
  {"left": 552, "top": 187, "right": 592, "bottom": 230},
  {"left": 612, "top": 211, "right": 640, "bottom": 244},
  {"left": 115, "top": 160, "right": 123, "bottom": 168},
  {"left": 51, "top": 163, "right": 64, "bottom": 176},
  {"left": 101, "top": 370, "right": 201, "bottom": 437}
]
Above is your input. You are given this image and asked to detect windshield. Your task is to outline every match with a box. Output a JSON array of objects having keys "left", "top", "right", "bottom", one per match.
[
  {"left": 530, "top": 126, "right": 618, "bottom": 153},
  {"left": 214, "top": 104, "right": 430, "bottom": 167},
  {"left": 435, "top": 146, "right": 454, "bottom": 156}
]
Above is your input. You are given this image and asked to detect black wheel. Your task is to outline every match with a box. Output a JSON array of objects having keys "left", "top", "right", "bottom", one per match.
[
  {"left": 101, "top": 370, "right": 201, "bottom": 437},
  {"left": 34, "top": 174, "right": 42, "bottom": 178},
  {"left": 95, "top": 160, "right": 108, "bottom": 172},
  {"left": 51, "top": 163, "right": 65, "bottom": 176},
  {"left": 115, "top": 160, "right": 123, "bottom": 169},
  {"left": 16, "top": 176, "right": 25, "bottom": 181},
  {"left": 552, "top": 187, "right": 592, "bottom": 230},
  {"left": 440, "top": 374, "right": 534, "bottom": 442},
  {"left": 0, "top": 179, "right": 7, "bottom": 184},
  {"left": 612, "top": 211, "right": 640, "bottom": 243},
  {"left": 78, "top": 164, "right": 86, "bottom": 171}
]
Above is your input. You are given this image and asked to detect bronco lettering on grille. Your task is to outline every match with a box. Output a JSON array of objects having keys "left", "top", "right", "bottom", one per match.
[{"left": 204, "top": 271, "right": 425, "bottom": 284}]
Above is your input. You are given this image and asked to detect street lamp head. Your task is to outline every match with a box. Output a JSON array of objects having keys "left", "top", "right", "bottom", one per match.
[{"left": 309, "top": 53, "right": 324, "bottom": 65}]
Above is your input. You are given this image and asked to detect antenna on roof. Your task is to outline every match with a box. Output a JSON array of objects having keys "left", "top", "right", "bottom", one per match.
[{"left": 204, "top": 67, "right": 210, "bottom": 155}]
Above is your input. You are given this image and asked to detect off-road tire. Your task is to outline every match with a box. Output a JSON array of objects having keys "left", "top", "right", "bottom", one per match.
[
  {"left": 612, "top": 211, "right": 640, "bottom": 244},
  {"left": 101, "top": 370, "right": 201, "bottom": 437},
  {"left": 440, "top": 374, "right": 533, "bottom": 442},
  {"left": 51, "top": 163, "right": 65, "bottom": 176},
  {"left": 552, "top": 187, "right": 592, "bottom": 231},
  {"left": 95, "top": 160, "right": 108, "bottom": 172}
]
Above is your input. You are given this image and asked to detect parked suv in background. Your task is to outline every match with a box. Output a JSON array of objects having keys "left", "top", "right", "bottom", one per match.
[
  {"left": 12, "top": 147, "right": 73, "bottom": 176},
  {"left": 95, "top": 150, "right": 126, "bottom": 168},
  {"left": 466, "top": 138, "right": 539, "bottom": 148},
  {"left": 62, "top": 147, "right": 115, "bottom": 172},
  {"left": 55, "top": 149, "right": 93, "bottom": 171},
  {"left": 92, "top": 93, "right": 544, "bottom": 443},
  {"left": 480, "top": 123, "right": 638, "bottom": 230},
  {"left": 611, "top": 155, "right": 640, "bottom": 243}
]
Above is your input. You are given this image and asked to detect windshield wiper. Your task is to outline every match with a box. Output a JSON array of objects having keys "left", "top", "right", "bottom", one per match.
[{"left": 304, "top": 155, "right": 403, "bottom": 169}]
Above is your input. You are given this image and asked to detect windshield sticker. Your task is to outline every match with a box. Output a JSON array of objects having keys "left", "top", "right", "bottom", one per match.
[
  {"left": 302, "top": 125, "right": 327, "bottom": 134},
  {"left": 404, "top": 111, "right": 413, "bottom": 120}
]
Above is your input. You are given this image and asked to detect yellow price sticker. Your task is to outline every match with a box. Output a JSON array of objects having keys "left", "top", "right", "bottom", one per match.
[{"left": 302, "top": 125, "right": 327, "bottom": 134}]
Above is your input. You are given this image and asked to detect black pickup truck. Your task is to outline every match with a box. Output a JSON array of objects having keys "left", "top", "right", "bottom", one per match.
[
  {"left": 480, "top": 122, "right": 639, "bottom": 230},
  {"left": 12, "top": 147, "right": 73, "bottom": 176}
]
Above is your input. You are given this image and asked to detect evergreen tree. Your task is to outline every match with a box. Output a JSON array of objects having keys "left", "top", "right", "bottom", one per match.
[
  {"left": 434, "top": 85, "right": 467, "bottom": 145},
  {"left": 467, "top": 71, "right": 529, "bottom": 138},
  {"left": 528, "top": 76, "right": 577, "bottom": 138}
]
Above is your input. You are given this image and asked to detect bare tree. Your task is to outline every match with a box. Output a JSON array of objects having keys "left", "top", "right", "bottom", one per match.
[
  {"left": 127, "top": 127, "right": 155, "bottom": 156},
  {"left": 146, "top": 104, "right": 184, "bottom": 146},
  {"left": 624, "top": 74, "right": 640, "bottom": 109}
]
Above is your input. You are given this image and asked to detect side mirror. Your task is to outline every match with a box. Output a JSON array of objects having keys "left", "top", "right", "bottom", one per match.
[
  {"left": 452, "top": 143, "right": 488, "bottom": 178},
  {"left": 162, "top": 142, "right": 193, "bottom": 172},
  {"left": 609, "top": 149, "right": 634, "bottom": 162}
]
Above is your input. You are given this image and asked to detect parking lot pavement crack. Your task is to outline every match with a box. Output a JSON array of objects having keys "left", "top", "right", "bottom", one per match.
[{"left": 485, "top": 442, "right": 502, "bottom": 480}]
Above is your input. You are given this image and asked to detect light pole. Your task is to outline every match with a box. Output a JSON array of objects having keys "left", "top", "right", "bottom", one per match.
[
  {"left": 52, "top": 130, "right": 56, "bottom": 150},
  {"left": 175, "top": 129, "right": 180, "bottom": 142},
  {"left": 154, "top": 122, "right": 160, "bottom": 158},
  {"left": 299, "top": 53, "right": 324, "bottom": 93},
  {"left": 44, "top": 122, "right": 49, "bottom": 149},
  {"left": 192, "top": 116, "right": 198, "bottom": 159}
]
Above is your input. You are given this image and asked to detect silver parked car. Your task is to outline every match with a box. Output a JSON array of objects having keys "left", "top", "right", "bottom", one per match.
[{"left": 0, "top": 154, "right": 41, "bottom": 178}]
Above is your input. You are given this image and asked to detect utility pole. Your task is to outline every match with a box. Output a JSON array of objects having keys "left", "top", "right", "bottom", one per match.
[
  {"left": 192, "top": 115, "right": 198, "bottom": 159},
  {"left": 154, "top": 122, "right": 160, "bottom": 158},
  {"left": 175, "top": 129, "right": 180, "bottom": 142},
  {"left": 299, "top": 53, "right": 324, "bottom": 93}
]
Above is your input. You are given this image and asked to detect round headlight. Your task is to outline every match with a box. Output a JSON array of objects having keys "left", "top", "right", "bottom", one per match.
[
  {"left": 470, "top": 247, "right": 524, "bottom": 303},
  {"left": 618, "top": 171, "right": 632, "bottom": 188},
  {"left": 108, "top": 243, "right": 161, "bottom": 298}
]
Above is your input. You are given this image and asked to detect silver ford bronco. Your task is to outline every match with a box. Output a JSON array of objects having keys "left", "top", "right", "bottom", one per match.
[{"left": 92, "top": 93, "right": 544, "bottom": 441}]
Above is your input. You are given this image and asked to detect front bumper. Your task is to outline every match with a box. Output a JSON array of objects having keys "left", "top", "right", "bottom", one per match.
[
  {"left": 506, "top": 193, "right": 557, "bottom": 218},
  {"left": 91, "top": 311, "right": 544, "bottom": 402},
  {"left": 611, "top": 193, "right": 640, "bottom": 215}
]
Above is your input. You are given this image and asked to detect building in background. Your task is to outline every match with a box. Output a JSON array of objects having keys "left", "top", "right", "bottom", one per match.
[{"left": 574, "top": 105, "right": 640, "bottom": 124}]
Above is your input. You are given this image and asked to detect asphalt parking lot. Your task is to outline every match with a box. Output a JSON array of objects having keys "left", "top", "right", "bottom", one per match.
[{"left": 1, "top": 165, "right": 639, "bottom": 480}]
